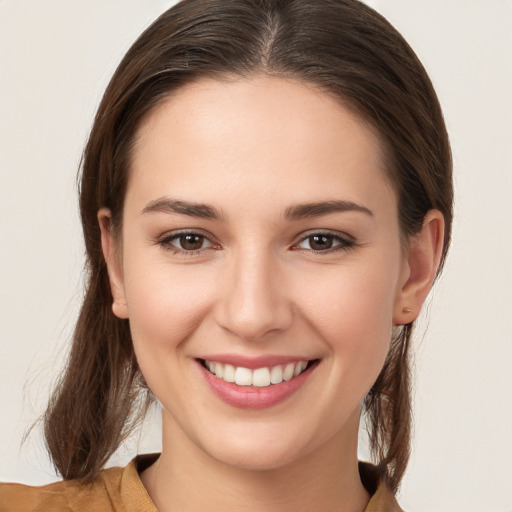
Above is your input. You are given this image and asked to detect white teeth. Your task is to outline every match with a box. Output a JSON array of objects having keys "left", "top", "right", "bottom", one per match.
[
  {"left": 252, "top": 368, "right": 271, "bottom": 387},
  {"left": 270, "top": 365, "right": 283, "bottom": 384},
  {"left": 214, "top": 362, "right": 224, "bottom": 379},
  {"left": 234, "top": 367, "right": 253, "bottom": 386},
  {"left": 293, "top": 360, "right": 307, "bottom": 377},
  {"left": 223, "top": 364, "right": 235, "bottom": 383},
  {"left": 204, "top": 359, "right": 311, "bottom": 387},
  {"left": 283, "top": 363, "right": 295, "bottom": 381}
]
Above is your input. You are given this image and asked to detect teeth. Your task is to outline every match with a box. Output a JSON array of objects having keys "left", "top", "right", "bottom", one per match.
[
  {"left": 204, "top": 359, "right": 311, "bottom": 388},
  {"left": 270, "top": 365, "right": 283, "bottom": 384},
  {"left": 293, "top": 361, "right": 307, "bottom": 377},
  {"left": 283, "top": 363, "right": 295, "bottom": 381},
  {"left": 214, "top": 362, "right": 224, "bottom": 379},
  {"left": 223, "top": 364, "right": 235, "bottom": 383},
  {"left": 252, "top": 368, "right": 271, "bottom": 387},
  {"left": 234, "top": 367, "right": 252, "bottom": 386}
]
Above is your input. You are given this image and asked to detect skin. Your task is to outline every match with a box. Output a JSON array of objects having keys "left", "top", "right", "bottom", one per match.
[{"left": 99, "top": 75, "right": 444, "bottom": 512}]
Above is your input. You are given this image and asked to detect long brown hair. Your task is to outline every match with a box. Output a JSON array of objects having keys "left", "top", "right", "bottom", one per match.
[{"left": 44, "top": 0, "right": 452, "bottom": 492}]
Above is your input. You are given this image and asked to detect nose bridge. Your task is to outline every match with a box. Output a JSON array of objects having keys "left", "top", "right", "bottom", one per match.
[{"left": 216, "top": 244, "right": 292, "bottom": 340}]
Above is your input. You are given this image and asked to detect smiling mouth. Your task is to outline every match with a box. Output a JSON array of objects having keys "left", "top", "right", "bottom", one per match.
[{"left": 199, "top": 359, "right": 318, "bottom": 388}]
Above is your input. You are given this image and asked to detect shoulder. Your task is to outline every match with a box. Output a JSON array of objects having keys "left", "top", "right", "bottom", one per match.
[
  {"left": 0, "top": 454, "right": 158, "bottom": 512},
  {"left": 0, "top": 465, "right": 125, "bottom": 512}
]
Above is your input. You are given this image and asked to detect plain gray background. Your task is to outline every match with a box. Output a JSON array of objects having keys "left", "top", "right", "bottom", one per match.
[{"left": 1, "top": 1, "right": 511, "bottom": 510}]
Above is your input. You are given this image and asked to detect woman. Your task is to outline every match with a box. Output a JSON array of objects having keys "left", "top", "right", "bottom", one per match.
[{"left": 0, "top": 0, "right": 452, "bottom": 510}]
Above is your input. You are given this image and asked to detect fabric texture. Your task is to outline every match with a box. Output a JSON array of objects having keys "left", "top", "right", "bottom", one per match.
[{"left": 0, "top": 454, "right": 403, "bottom": 511}]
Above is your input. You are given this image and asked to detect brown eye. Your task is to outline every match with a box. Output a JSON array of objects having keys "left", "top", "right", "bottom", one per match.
[
  {"left": 160, "top": 232, "right": 214, "bottom": 253},
  {"left": 308, "top": 235, "right": 334, "bottom": 250},
  {"left": 296, "top": 232, "right": 354, "bottom": 253},
  {"left": 178, "top": 234, "right": 206, "bottom": 250}
]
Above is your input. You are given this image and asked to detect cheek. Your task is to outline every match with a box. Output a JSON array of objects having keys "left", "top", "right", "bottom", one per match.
[
  {"left": 302, "top": 262, "right": 397, "bottom": 331},
  {"left": 297, "top": 261, "right": 399, "bottom": 383},
  {"left": 122, "top": 253, "right": 217, "bottom": 359},
  {"left": 122, "top": 264, "right": 217, "bottom": 410}
]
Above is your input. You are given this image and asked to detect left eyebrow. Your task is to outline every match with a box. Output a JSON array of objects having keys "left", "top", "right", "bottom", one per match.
[{"left": 284, "top": 200, "right": 373, "bottom": 220}]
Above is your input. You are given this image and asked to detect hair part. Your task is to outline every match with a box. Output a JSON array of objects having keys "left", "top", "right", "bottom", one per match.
[{"left": 44, "top": 0, "right": 452, "bottom": 491}]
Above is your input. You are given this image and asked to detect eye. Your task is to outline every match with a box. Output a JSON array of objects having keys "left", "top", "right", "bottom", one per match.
[
  {"left": 159, "top": 232, "right": 215, "bottom": 253},
  {"left": 295, "top": 232, "right": 354, "bottom": 252}
]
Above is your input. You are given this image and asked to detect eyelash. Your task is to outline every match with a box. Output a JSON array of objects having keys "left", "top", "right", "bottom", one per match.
[
  {"left": 293, "top": 231, "right": 356, "bottom": 254},
  {"left": 157, "top": 230, "right": 356, "bottom": 256},
  {"left": 157, "top": 231, "right": 218, "bottom": 256}
]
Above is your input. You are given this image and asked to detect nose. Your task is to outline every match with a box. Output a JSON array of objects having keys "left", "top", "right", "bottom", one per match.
[{"left": 214, "top": 247, "right": 293, "bottom": 340}]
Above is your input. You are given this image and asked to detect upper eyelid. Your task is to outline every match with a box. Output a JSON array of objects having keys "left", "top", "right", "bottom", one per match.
[
  {"left": 159, "top": 228, "right": 216, "bottom": 241},
  {"left": 158, "top": 228, "right": 352, "bottom": 241},
  {"left": 295, "top": 229, "right": 354, "bottom": 243}
]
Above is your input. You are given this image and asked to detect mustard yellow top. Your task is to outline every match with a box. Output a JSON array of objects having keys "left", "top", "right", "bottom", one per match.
[{"left": 0, "top": 454, "right": 403, "bottom": 511}]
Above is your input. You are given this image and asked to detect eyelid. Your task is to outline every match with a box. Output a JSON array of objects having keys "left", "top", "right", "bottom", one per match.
[
  {"left": 292, "top": 229, "right": 356, "bottom": 253},
  {"left": 157, "top": 229, "right": 220, "bottom": 254}
]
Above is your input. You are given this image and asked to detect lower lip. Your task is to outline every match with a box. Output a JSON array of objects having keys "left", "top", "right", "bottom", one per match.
[{"left": 198, "top": 360, "right": 318, "bottom": 409}]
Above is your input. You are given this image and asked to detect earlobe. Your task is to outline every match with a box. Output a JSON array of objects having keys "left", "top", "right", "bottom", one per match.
[
  {"left": 393, "top": 210, "right": 445, "bottom": 325},
  {"left": 98, "top": 208, "right": 129, "bottom": 319}
]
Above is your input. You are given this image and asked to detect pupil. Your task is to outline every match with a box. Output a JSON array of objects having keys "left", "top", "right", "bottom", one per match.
[
  {"left": 181, "top": 234, "right": 203, "bottom": 250},
  {"left": 311, "top": 235, "right": 332, "bottom": 250}
]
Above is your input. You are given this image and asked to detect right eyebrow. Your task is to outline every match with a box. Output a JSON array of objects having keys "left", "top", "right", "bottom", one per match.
[{"left": 141, "top": 197, "right": 227, "bottom": 221}]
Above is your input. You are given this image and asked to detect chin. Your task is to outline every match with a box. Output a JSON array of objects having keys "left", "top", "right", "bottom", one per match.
[
  {"left": 196, "top": 423, "right": 323, "bottom": 472},
  {"left": 209, "top": 444, "right": 302, "bottom": 472}
]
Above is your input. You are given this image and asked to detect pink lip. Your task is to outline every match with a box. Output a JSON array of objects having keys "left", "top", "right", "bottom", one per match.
[
  {"left": 197, "top": 359, "right": 319, "bottom": 409},
  {"left": 197, "top": 353, "right": 311, "bottom": 369}
]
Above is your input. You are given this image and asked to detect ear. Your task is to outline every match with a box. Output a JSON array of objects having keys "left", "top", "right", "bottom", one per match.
[
  {"left": 98, "top": 208, "right": 129, "bottom": 319},
  {"left": 393, "top": 209, "right": 445, "bottom": 325}
]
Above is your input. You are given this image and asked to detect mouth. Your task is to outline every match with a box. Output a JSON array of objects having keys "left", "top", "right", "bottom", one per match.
[
  {"left": 199, "top": 358, "right": 318, "bottom": 388},
  {"left": 196, "top": 353, "right": 320, "bottom": 408}
]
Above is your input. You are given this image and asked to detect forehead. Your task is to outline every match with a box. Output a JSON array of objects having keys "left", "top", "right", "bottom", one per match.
[{"left": 127, "top": 75, "right": 395, "bottom": 217}]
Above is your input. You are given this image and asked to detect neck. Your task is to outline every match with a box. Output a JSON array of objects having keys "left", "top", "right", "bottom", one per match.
[{"left": 141, "top": 409, "right": 369, "bottom": 512}]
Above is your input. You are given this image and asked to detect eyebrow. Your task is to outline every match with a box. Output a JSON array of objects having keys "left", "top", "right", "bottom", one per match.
[
  {"left": 141, "top": 197, "right": 227, "bottom": 221},
  {"left": 141, "top": 197, "right": 373, "bottom": 221},
  {"left": 284, "top": 200, "right": 373, "bottom": 220}
]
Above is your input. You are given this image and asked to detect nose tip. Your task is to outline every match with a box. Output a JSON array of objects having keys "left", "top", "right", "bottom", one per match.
[
  {"left": 220, "top": 297, "right": 292, "bottom": 340},
  {"left": 214, "top": 256, "right": 293, "bottom": 340}
]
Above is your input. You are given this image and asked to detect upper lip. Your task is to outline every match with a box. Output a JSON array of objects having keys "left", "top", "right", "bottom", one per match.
[{"left": 197, "top": 354, "right": 317, "bottom": 369}]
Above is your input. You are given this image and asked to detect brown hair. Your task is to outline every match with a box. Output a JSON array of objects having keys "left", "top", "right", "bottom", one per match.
[{"left": 44, "top": 0, "right": 452, "bottom": 492}]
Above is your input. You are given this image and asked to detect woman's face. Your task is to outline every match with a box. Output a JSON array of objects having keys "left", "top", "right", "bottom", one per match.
[{"left": 104, "top": 76, "right": 412, "bottom": 470}]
